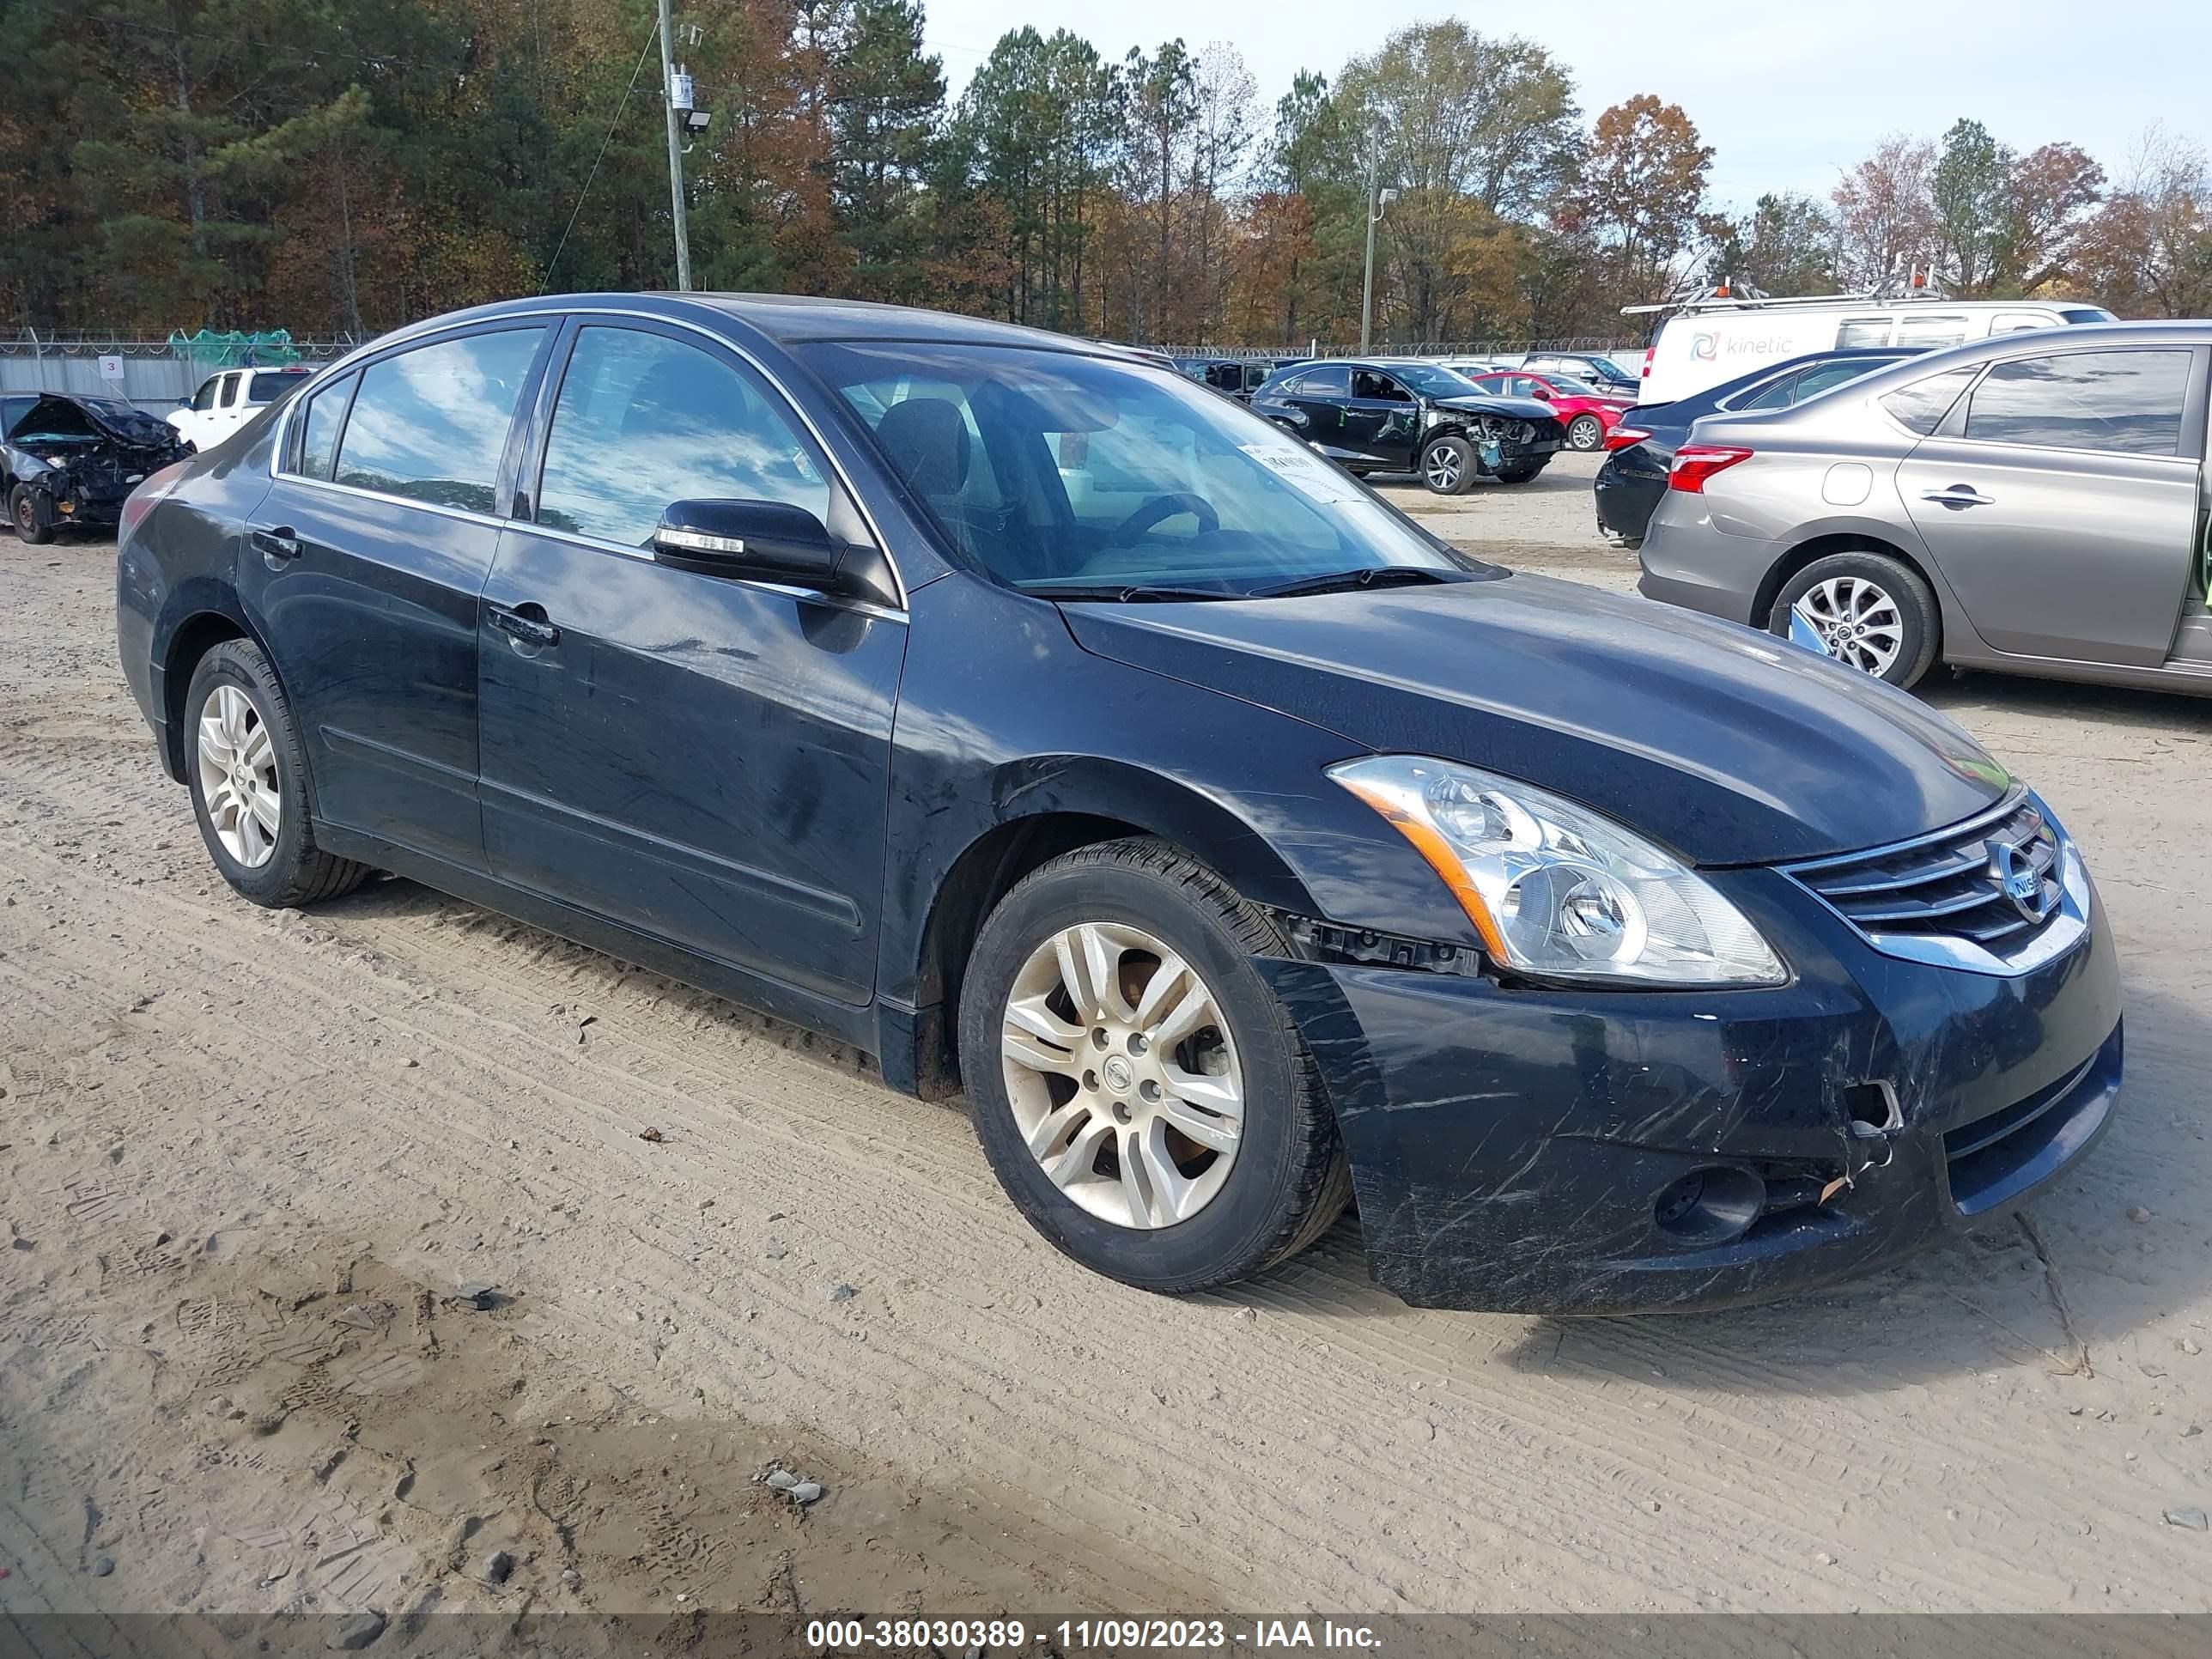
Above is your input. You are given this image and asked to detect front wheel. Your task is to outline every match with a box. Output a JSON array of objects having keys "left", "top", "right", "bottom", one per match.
[
  {"left": 1566, "top": 414, "right": 1604, "bottom": 451},
  {"left": 1768, "top": 551, "right": 1941, "bottom": 688},
  {"left": 957, "top": 839, "right": 1351, "bottom": 1295},
  {"left": 11, "top": 485, "right": 55, "bottom": 545},
  {"left": 1419, "top": 434, "right": 1476, "bottom": 495}
]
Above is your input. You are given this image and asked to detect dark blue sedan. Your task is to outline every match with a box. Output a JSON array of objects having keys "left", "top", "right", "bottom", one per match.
[{"left": 112, "top": 295, "right": 2121, "bottom": 1314}]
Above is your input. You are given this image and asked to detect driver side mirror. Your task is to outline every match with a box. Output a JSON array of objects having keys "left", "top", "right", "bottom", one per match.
[
  {"left": 653, "top": 499, "right": 898, "bottom": 609},
  {"left": 1531, "top": 387, "right": 1553, "bottom": 401}
]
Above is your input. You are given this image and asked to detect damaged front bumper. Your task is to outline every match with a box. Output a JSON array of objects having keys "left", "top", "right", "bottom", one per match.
[{"left": 1259, "top": 863, "right": 2122, "bottom": 1315}]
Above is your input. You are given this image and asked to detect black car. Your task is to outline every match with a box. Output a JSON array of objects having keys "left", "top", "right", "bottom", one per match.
[
  {"left": 1518, "top": 350, "right": 1641, "bottom": 397},
  {"left": 1171, "top": 356, "right": 1275, "bottom": 402},
  {"left": 5, "top": 391, "right": 194, "bottom": 544},
  {"left": 1592, "top": 348, "right": 1923, "bottom": 547},
  {"left": 1250, "top": 359, "right": 1565, "bottom": 494},
  {"left": 115, "top": 294, "right": 2120, "bottom": 1315}
]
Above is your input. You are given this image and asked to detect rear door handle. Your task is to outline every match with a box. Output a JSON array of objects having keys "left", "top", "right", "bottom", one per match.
[
  {"left": 250, "top": 524, "right": 302, "bottom": 561},
  {"left": 489, "top": 605, "right": 561, "bottom": 649},
  {"left": 1920, "top": 486, "right": 1994, "bottom": 508}
]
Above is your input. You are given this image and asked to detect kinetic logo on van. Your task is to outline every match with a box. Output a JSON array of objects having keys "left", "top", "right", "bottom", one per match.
[{"left": 1691, "top": 332, "right": 1718, "bottom": 361}]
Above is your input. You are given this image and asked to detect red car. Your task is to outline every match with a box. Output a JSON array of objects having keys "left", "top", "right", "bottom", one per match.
[{"left": 1460, "top": 370, "right": 1634, "bottom": 452}]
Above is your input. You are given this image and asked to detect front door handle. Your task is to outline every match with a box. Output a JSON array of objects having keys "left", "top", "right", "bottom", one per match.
[
  {"left": 1920, "top": 486, "right": 1995, "bottom": 508},
  {"left": 250, "top": 524, "right": 302, "bottom": 562},
  {"left": 490, "top": 605, "right": 561, "bottom": 649}
]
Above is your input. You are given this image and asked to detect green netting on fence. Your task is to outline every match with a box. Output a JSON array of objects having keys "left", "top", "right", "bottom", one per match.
[{"left": 165, "top": 329, "right": 305, "bottom": 368}]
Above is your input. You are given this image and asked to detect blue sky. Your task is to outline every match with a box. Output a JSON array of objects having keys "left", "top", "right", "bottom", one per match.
[{"left": 922, "top": 0, "right": 2212, "bottom": 211}]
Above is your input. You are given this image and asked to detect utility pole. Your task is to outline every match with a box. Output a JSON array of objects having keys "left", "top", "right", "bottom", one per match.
[
  {"left": 1358, "top": 133, "right": 1395, "bottom": 354},
  {"left": 658, "top": 0, "right": 692, "bottom": 292}
]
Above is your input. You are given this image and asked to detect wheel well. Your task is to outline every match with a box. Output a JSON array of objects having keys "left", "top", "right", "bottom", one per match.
[
  {"left": 161, "top": 612, "right": 251, "bottom": 775},
  {"left": 911, "top": 812, "right": 1152, "bottom": 1095},
  {"left": 1753, "top": 533, "right": 1942, "bottom": 634}
]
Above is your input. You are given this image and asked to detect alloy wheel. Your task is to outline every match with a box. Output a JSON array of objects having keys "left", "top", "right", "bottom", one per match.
[
  {"left": 999, "top": 921, "right": 1243, "bottom": 1230},
  {"left": 1791, "top": 575, "right": 1903, "bottom": 678},
  {"left": 1424, "top": 443, "right": 1464, "bottom": 492},
  {"left": 1568, "top": 415, "right": 1603, "bottom": 450},
  {"left": 195, "top": 684, "right": 282, "bottom": 867}
]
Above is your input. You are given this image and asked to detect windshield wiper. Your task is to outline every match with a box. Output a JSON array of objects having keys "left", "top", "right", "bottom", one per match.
[
  {"left": 1022, "top": 583, "right": 1243, "bottom": 604},
  {"left": 1249, "top": 567, "right": 1461, "bottom": 599}
]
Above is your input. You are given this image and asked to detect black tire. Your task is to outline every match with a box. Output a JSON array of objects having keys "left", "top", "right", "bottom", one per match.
[
  {"left": 1494, "top": 459, "right": 1547, "bottom": 484},
  {"left": 1767, "top": 550, "right": 1941, "bottom": 689},
  {"left": 1566, "top": 414, "right": 1604, "bottom": 451},
  {"left": 1419, "top": 434, "right": 1476, "bottom": 495},
  {"left": 957, "top": 838, "right": 1352, "bottom": 1295},
  {"left": 182, "top": 638, "right": 371, "bottom": 908},
  {"left": 11, "top": 485, "right": 55, "bottom": 545}
]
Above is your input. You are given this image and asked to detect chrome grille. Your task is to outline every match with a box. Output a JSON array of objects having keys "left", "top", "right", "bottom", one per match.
[{"left": 1785, "top": 791, "right": 2069, "bottom": 962}]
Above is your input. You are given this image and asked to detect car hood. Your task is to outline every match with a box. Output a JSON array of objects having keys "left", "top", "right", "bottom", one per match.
[
  {"left": 1431, "top": 394, "right": 1559, "bottom": 422},
  {"left": 10, "top": 393, "right": 178, "bottom": 451},
  {"left": 1061, "top": 574, "right": 2009, "bottom": 865}
]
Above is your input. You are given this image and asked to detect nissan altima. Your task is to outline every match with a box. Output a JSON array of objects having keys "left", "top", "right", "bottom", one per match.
[{"left": 114, "top": 295, "right": 2122, "bottom": 1314}]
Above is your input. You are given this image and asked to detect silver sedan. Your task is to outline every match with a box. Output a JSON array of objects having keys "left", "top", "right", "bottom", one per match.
[{"left": 1637, "top": 320, "right": 2212, "bottom": 694}]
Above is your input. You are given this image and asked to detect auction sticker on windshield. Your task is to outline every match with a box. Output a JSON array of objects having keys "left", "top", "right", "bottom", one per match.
[{"left": 1239, "top": 441, "right": 1364, "bottom": 505}]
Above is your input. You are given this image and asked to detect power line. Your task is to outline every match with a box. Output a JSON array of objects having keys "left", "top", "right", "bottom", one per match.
[{"left": 543, "top": 15, "right": 662, "bottom": 292}]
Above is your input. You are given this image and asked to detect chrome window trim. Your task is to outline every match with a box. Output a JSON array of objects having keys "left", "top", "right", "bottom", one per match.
[
  {"left": 267, "top": 303, "right": 909, "bottom": 611},
  {"left": 1782, "top": 787, "right": 2091, "bottom": 978}
]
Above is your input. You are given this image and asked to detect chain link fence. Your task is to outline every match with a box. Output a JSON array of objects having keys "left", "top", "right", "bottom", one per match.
[{"left": 0, "top": 330, "right": 356, "bottom": 412}]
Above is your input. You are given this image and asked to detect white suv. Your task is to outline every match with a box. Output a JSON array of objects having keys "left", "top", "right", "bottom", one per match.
[{"left": 168, "top": 366, "right": 315, "bottom": 450}]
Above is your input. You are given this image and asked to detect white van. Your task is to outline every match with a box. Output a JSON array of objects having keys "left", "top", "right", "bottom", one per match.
[{"left": 1633, "top": 295, "right": 2116, "bottom": 404}]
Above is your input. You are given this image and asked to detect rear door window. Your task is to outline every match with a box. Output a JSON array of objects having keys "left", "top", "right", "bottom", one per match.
[
  {"left": 1836, "top": 317, "right": 1893, "bottom": 348},
  {"left": 217, "top": 374, "right": 241, "bottom": 409},
  {"left": 1294, "top": 364, "right": 1351, "bottom": 398},
  {"left": 291, "top": 374, "right": 356, "bottom": 482},
  {"left": 1881, "top": 366, "right": 1979, "bottom": 435},
  {"left": 333, "top": 328, "right": 544, "bottom": 514},
  {"left": 1960, "top": 349, "right": 2191, "bottom": 455}
]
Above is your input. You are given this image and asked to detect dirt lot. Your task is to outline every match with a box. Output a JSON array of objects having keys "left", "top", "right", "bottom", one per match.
[{"left": 3, "top": 456, "right": 2211, "bottom": 1630}]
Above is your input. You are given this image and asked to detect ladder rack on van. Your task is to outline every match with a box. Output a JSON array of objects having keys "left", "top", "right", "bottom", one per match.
[{"left": 1621, "top": 285, "right": 1951, "bottom": 318}]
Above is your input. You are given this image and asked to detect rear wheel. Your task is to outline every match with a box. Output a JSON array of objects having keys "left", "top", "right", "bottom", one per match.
[
  {"left": 1768, "top": 550, "right": 1941, "bottom": 688},
  {"left": 957, "top": 839, "right": 1351, "bottom": 1295},
  {"left": 1566, "top": 414, "right": 1604, "bottom": 451},
  {"left": 1419, "top": 434, "right": 1476, "bottom": 495},
  {"left": 184, "top": 638, "right": 371, "bottom": 908},
  {"left": 11, "top": 485, "right": 55, "bottom": 545}
]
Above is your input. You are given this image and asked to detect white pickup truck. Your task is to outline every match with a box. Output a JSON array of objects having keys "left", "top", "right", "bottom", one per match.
[{"left": 167, "top": 365, "right": 316, "bottom": 451}]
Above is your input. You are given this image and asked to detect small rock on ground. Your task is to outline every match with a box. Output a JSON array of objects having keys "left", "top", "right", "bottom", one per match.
[
  {"left": 2166, "top": 1508, "right": 2209, "bottom": 1531},
  {"left": 91, "top": 1555, "right": 114, "bottom": 1577},
  {"left": 479, "top": 1548, "right": 514, "bottom": 1583},
  {"left": 328, "top": 1611, "right": 386, "bottom": 1650}
]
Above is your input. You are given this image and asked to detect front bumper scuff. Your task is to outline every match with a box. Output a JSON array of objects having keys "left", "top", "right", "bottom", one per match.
[{"left": 1258, "top": 864, "right": 2122, "bottom": 1315}]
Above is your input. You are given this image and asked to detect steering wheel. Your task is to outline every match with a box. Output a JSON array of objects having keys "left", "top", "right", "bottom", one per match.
[{"left": 1107, "top": 492, "right": 1219, "bottom": 548}]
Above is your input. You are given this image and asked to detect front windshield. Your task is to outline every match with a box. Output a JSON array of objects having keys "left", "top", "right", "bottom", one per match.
[
  {"left": 1388, "top": 362, "right": 1480, "bottom": 398},
  {"left": 800, "top": 341, "right": 1474, "bottom": 597}
]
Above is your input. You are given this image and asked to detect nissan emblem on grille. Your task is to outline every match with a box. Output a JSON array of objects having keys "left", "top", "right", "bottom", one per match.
[{"left": 1987, "top": 838, "right": 2050, "bottom": 923}]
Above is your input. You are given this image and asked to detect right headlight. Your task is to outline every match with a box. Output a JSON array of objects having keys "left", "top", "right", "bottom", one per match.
[{"left": 1329, "top": 756, "right": 1787, "bottom": 988}]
